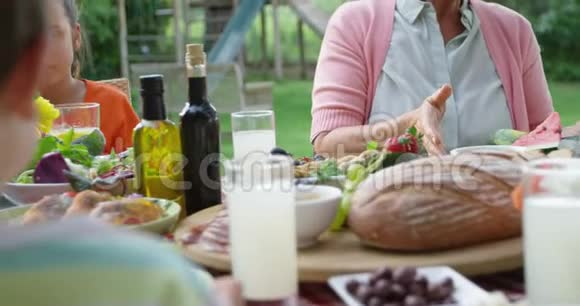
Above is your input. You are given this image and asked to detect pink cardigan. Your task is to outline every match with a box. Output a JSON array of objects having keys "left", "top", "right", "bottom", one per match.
[{"left": 311, "top": 0, "right": 554, "bottom": 142}]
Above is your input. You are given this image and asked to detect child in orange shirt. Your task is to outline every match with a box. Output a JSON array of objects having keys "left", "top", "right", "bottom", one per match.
[{"left": 38, "top": 0, "right": 140, "bottom": 153}]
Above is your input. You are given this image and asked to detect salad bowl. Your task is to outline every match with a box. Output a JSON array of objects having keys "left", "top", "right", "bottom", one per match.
[
  {"left": 3, "top": 182, "right": 72, "bottom": 205},
  {"left": 3, "top": 177, "right": 137, "bottom": 206},
  {"left": 0, "top": 197, "right": 181, "bottom": 235}
]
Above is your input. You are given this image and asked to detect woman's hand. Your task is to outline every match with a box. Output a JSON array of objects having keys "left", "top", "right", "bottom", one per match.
[
  {"left": 411, "top": 85, "right": 453, "bottom": 156},
  {"left": 313, "top": 85, "right": 452, "bottom": 157}
]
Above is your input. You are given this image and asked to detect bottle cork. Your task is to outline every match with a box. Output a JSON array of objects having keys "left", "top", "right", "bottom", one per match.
[{"left": 186, "top": 44, "right": 206, "bottom": 66}]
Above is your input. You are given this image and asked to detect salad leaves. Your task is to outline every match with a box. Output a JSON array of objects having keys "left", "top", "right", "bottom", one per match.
[
  {"left": 16, "top": 129, "right": 133, "bottom": 184},
  {"left": 27, "top": 130, "right": 92, "bottom": 170},
  {"left": 316, "top": 159, "right": 340, "bottom": 182},
  {"left": 330, "top": 151, "right": 388, "bottom": 231}
]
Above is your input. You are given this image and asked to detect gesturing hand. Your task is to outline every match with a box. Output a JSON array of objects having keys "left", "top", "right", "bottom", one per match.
[{"left": 413, "top": 85, "right": 453, "bottom": 156}]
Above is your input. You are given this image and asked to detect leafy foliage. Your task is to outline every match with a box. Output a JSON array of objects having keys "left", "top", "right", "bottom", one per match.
[
  {"left": 490, "top": 0, "right": 580, "bottom": 81},
  {"left": 79, "top": 0, "right": 120, "bottom": 80},
  {"left": 534, "top": 0, "right": 580, "bottom": 81},
  {"left": 79, "top": 0, "right": 580, "bottom": 81}
]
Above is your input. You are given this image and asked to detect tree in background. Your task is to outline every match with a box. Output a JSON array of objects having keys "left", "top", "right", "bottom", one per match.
[
  {"left": 79, "top": 0, "right": 171, "bottom": 80},
  {"left": 79, "top": 0, "right": 120, "bottom": 80},
  {"left": 488, "top": 0, "right": 580, "bottom": 81},
  {"left": 78, "top": 0, "right": 580, "bottom": 82}
]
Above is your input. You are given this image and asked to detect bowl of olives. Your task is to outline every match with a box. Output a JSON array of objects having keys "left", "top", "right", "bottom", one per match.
[{"left": 328, "top": 266, "right": 489, "bottom": 306}]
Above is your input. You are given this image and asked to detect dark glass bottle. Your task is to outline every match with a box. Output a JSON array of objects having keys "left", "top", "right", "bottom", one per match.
[{"left": 180, "top": 44, "right": 221, "bottom": 215}]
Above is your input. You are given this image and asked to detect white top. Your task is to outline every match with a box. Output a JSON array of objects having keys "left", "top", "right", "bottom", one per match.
[{"left": 369, "top": 0, "right": 513, "bottom": 150}]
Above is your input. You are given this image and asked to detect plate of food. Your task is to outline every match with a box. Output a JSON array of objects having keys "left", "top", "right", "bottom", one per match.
[
  {"left": 489, "top": 112, "right": 563, "bottom": 151},
  {"left": 328, "top": 266, "right": 489, "bottom": 306},
  {"left": 291, "top": 127, "right": 425, "bottom": 192},
  {"left": 0, "top": 191, "right": 180, "bottom": 234},
  {"left": 5, "top": 128, "right": 135, "bottom": 204},
  {"left": 450, "top": 145, "right": 527, "bottom": 156}
]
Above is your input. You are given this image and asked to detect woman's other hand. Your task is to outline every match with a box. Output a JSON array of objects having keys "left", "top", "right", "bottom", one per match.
[{"left": 412, "top": 84, "right": 452, "bottom": 156}]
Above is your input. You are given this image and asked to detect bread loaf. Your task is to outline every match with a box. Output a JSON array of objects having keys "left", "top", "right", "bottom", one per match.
[{"left": 348, "top": 154, "right": 524, "bottom": 251}]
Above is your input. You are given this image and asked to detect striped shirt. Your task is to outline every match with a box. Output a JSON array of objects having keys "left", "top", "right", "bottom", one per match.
[{"left": 0, "top": 218, "right": 213, "bottom": 306}]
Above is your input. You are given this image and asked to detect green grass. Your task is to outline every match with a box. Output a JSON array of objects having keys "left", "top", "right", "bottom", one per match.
[
  {"left": 216, "top": 80, "right": 579, "bottom": 158},
  {"left": 218, "top": 79, "right": 313, "bottom": 159},
  {"left": 551, "top": 82, "right": 580, "bottom": 126}
]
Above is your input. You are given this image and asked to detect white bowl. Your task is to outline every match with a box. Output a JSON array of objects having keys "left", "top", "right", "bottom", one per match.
[
  {"left": 3, "top": 183, "right": 72, "bottom": 205},
  {"left": 450, "top": 145, "right": 527, "bottom": 156},
  {"left": 296, "top": 185, "right": 342, "bottom": 248},
  {"left": 295, "top": 175, "right": 346, "bottom": 191}
]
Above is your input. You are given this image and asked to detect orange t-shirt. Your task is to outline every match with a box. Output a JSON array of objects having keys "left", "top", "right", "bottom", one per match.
[{"left": 83, "top": 80, "right": 140, "bottom": 153}]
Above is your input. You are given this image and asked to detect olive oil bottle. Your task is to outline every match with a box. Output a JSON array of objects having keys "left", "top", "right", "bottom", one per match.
[
  {"left": 134, "top": 75, "right": 185, "bottom": 218},
  {"left": 180, "top": 44, "right": 221, "bottom": 215}
]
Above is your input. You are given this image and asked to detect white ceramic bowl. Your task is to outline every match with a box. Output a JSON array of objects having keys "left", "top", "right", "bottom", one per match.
[
  {"left": 3, "top": 183, "right": 72, "bottom": 205},
  {"left": 450, "top": 145, "right": 527, "bottom": 156},
  {"left": 296, "top": 185, "right": 342, "bottom": 248},
  {"left": 295, "top": 175, "right": 346, "bottom": 191}
]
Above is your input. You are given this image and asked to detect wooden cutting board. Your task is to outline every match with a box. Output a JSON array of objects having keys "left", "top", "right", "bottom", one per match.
[{"left": 175, "top": 206, "right": 523, "bottom": 282}]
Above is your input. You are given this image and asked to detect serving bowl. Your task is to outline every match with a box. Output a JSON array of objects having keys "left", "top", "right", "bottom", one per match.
[
  {"left": 295, "top": 175, "right": 346, "bottom": 191},
  {"left": 0, "top": 197, "right": 181, "bottom": 235},
  {"left": 3, "top": 177, "right": 137, "bottom": 206},
  {"left": 450, "top": 145, "right": 527, "bottom": 156},
  {"left": 295, "top": 185, "right": 342, "bottom": 248},
  {"left": 3, "top": 182, "right": 72, "bottom": 205}
]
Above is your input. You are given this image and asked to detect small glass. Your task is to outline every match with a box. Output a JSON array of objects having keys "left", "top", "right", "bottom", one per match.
[
  {"left": 50, "top": 103, "right": 100, "bottom": 140},
  {"left": 523, "top": 158, "right": 580, "bottom": 305},
  {"left": 231, "top": 110, "right": 276, "bottom": 161},
  {"left": 223, "top": 156, "right": 298, "bottom": 305}
]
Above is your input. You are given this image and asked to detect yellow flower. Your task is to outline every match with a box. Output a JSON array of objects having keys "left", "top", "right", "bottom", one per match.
[{"left": 35, "top": 96, "right": 60, "bottom": 134}]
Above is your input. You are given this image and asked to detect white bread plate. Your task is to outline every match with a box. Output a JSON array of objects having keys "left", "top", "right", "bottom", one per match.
[{"left": 450, "top": 145, "right": 528, "bottom": 156}]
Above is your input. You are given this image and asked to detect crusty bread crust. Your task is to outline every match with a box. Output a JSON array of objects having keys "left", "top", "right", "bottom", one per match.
[{"left": 348, "top": 154, "right": 524, "bottom": 251}]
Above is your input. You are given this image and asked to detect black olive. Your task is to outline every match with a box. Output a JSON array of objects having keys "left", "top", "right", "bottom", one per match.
[
  {"left": 440, "top": 277, "right": 454, "bottom": 290},
  {"left": 346, "top": 279, "right": 360, "bottom": 294},
  {"left": 373, "top": 279, "right": 391, "bottom": 297},
  {"left": 368, "top": 296, "right": 384, "bottom": 306},
  {"left": 369, "top": 273, "right": 384, "bottom": 286},
  {"left": 270, "top": 147, "right": 290, "bottom": 156},
  {"left": 313, "top": 154, "right": 326, "bottom": 161},
  {"left": 355, "top": 285, "right": 373, "bottom": 304},
  {"left": 427, "top": 284, "right": 453, "bottom": 302},
  {"left": 390, "top": 283, "right": 407, "bottom": 300},
  {"left": 375, "top": 267, "right": 394, "bottom": 280},
  {"left": 393, "top": 267, "right": 417, "bottom": 286},
  {"left": 407, "top": 282, "right": 426, "bottom": 297},
  {"left": 442, "top": 296, "right": 457, "bottom": 304},
  {"left": 404, "top": 295, "right": 427, "bottom": 306}
]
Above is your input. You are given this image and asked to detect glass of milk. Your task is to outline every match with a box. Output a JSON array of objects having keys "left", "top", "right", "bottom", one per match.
[
  {"left": 524, "top": 158, "right": 580, "bottom": 305},
  {"left": 231, "top": 110, "right": 277, "bottom": 161},
  {"left": 223, "top": 156, "right": 298, "bottom": 305}
]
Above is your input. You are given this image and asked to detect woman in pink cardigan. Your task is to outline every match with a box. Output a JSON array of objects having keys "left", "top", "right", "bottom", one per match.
[{"left": 311, "top": 0, "right": 553, "bottom": 155}]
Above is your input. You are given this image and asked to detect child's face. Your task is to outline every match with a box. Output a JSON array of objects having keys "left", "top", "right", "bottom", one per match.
[{"left": 38, "top": 0, "right": 81, "bottom": 89}]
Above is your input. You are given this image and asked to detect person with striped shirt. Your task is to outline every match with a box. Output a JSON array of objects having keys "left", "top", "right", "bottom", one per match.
[{"left": 0, "top": 1, "right": 240, "bottom": 305}]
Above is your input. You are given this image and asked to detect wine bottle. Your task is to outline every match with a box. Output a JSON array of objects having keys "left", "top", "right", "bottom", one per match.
[
  {"left": 180, "top": 44, "right": 221, "bottom": 215},
  {"left": 133, "top": 75, "right": 186, "bottom": 218}
]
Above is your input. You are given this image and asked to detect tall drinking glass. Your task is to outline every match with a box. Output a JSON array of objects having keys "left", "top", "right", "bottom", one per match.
[
  {"left": 231, "top": 110, "right": 276, "bottom": 161},
  {"left": 523, "top": 158, "right": 580, "bottom": 305},
  {"left": 50, "top": 103, "right": 100, "bottom": 141},
  {"left": 224, "top": 156, "right": 298, "bottom": 305}
]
